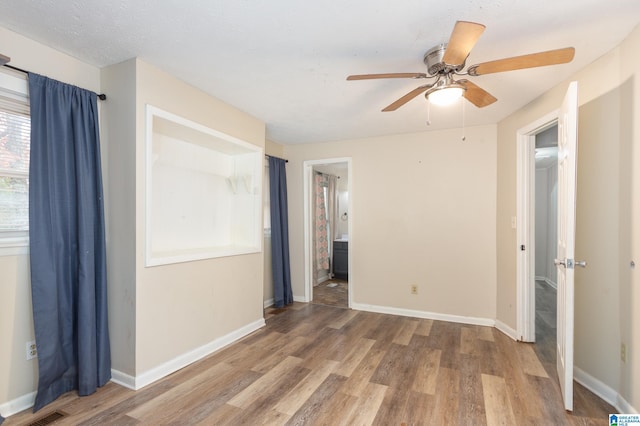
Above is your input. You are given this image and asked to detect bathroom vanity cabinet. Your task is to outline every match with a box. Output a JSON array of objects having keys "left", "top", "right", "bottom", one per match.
[{"left": 333, "top": 240, "right": 348, "bottom": 280}]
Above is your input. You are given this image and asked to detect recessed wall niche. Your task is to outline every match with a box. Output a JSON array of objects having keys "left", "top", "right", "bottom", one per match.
[{"left": 145, "top": 105, "right": 262, "bottom": 266}]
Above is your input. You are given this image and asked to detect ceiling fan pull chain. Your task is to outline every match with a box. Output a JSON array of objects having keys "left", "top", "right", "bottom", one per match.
[
  {"left": 461, "top": 99, "right": 466, "bottom": 141},
  {"left": 426, "top": 100, "right": 431, "bottom": 126}
]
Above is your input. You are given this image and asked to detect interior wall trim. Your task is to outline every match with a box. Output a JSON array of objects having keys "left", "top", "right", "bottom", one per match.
[
  {"left": 574, "top": 367, "right": 635, "bottom": 414},
  {"left": 351, "top": 303, "right": 495, "bottom": 327},
  {"left": 495, "top": 319, "right": 519, "bottom": 341},
  {"left": 120, "top": 318, "right": 265, "bottom": 391},
  {"left": 0, "top": 391, "right": 36, "bottom": 418},
  {"left": 1, "top": 318, "right": 267, "bottom": 417},
  {"left": 263, "top": 298, "right": 275, "bottom": 309}
]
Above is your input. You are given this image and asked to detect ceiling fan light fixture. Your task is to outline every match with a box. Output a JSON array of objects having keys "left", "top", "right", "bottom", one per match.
[{"left": 426, "top": 81, "right": 465, "bottom": 106}]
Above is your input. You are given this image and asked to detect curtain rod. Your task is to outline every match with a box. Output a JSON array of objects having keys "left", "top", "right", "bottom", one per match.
[
  {"left": 2, "top": 63, "right": 107, "bottom": 101},
  {"left": 265, "top": 154, "right": 288, "bottom": 163},
  {"left": 314, "top": 170, "right": 340, "bottom": 179}
]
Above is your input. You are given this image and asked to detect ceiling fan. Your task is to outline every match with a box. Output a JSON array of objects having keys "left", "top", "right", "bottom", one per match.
[{"left": 347, "top": 21, "right": 575, "bottom": 111}]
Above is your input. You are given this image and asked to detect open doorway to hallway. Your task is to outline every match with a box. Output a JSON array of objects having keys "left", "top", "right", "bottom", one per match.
[{"left": 533, "top": 124, "right": 559, "bottom": 373}]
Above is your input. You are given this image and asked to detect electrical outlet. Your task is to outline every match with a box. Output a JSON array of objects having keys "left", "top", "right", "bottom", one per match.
[
  {"left": 621, "top": 343, "right": 627, "bottom": 363},
  {"left": 26, "top": 340, "right": 37, "bottom": 360},
  {"left": 411, "top": 285, "right": 418, "bottom": 295}
]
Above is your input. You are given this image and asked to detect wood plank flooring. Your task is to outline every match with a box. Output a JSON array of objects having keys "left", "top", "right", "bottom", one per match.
[
  {"left": 312, "top": 279, "right": 348, "bottom": 308},
  {"left": 5, "top": 301, "right": 614, "bottom": 425}
]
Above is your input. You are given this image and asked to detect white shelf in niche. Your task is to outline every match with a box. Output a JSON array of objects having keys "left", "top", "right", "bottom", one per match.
[{"left": 145, "top": 105, "right": 262, "bottom": 267}]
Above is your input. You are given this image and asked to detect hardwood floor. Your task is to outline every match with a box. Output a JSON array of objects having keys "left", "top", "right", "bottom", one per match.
[
  {"left": 533, "top": 280, "right": 559, "bottom": 378},
  {"left": 312, "top": 279, "right": 348, "bottom": 308},
  {"left": 5, "top": 302, "right": 614, "bottom": 425}
]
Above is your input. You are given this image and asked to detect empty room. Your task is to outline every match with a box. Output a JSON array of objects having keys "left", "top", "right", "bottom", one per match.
[{"left": 0, "top": 1, "right": 639, "bottom": 424}]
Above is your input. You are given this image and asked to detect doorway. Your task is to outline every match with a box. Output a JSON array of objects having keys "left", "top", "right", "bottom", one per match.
[
  {"left": 517, "top": 82, "right": 579, "bottom": 411},
  {"left": 533, "top": 125, "right": 559, "bottom": 370},
  {"left": 303, "top": 158, "right": 352, "bottom": 308},
  {"left": 516, "top": 111, "right": 559, "bottom": 342}
]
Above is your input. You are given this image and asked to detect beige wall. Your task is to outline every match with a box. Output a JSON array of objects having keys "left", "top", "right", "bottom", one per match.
[
  {"left": 496, "top": 24, "right": 640, "bottom": 410},
  {"left": 2, "top": 18, "right": 638, "bottom": 414},
  {"left": 1, "top": 46, "right": 267, "bottom": 412},
  {"left": 575, "top": 85, "right": 623, "bottom": 393},
  {"left": 618, "top": 22, "right": 640, "bottom": 411},
  {"left": 0, "top": 26, "right": 102, "bottom": 412},
  {"left": 132, "top": 60, "right": 266, "bottom": 375},
  {"left": 284, "top": 125, "right": 497, "bottom": 320},
  {"left": 101, "top": 59, "right": 138, "bottom": 377}
]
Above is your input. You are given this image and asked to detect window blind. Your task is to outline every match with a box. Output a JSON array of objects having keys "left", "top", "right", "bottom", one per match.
[{"left": 0, "top": 93, "right": 30, "bottom": 232}]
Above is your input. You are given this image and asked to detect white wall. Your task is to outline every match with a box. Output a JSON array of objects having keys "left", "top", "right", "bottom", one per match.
[
  {"left": 0, "top": 26, "right": 102, "bottom": 415},
  {"left": 534, "top": 168, "right": 549, "bottom": 279},
  {"left": 545, "top": 163, "right": 558, "bottom": 284},
  {"left": 534, "top": 163, "right": 557, "bottom": 285},
  {"left": 337, "top": 187, "right": 349, "bottom": 238},
  {"left": 285, "top": 125, "right": 497, "bottom": 321}
]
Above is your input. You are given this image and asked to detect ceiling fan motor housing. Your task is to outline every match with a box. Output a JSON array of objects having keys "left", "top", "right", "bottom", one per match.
[{"left": 423, "top": 44, "right": 465, "bottom": 75}]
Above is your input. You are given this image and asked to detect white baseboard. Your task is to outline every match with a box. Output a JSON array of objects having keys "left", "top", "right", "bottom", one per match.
[
  {"left": 1, "top": 318, "right": 267, "bottom": 417},
  {"left": 495, "top": 319, "right": 519, "bottom": 341},
  {"left": 129, "top": 317, "right": 265, "bottom": 390},
  {"left": 110, "top": 369, "right": 136, "bottom": 390},
  {"left": 574, "top": 367, "right": 638, "bottom": 414},
  {"left": 267, "top": 296, "right": 307, "bottom": 305},
  {"left": 351, "top": 303, "right": 495, "bottom": 327},
  {"left": 615, "top": 394, "right": 636, "bottom": 414},
  {"left": 7, "top": 312, "right": 636, "bottom": 419},
  {"left": 535, "top": 276, "right": 557, "bottom": 290},
  {"left": 1, "top": 317, "right": 265, "bottom": 416},
  {"left": 0, "top": 391, "right": 36, "bottom": 418}
]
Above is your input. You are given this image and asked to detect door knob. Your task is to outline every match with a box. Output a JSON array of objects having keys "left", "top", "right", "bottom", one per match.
[{"left": 554, "top": 258, "right": 586, "bottom": 269}]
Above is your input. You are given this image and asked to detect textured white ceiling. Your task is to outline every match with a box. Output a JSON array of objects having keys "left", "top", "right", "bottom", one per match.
[{"left": 1, "top": 0, "right": 639, "bottom": 144}]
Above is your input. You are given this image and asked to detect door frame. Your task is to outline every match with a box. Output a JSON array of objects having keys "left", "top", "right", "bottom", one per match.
[
  {"left": 516, "top": 110, "right": 559, "bottom": 342},
  {"left": 303, "top": 157, "right": 353, "bottom": 307}
]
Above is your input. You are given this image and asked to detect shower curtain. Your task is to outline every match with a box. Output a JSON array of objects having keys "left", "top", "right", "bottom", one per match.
[
  {"left": 327, "top": 175, "right": 339, "bottom": 276},
  {"left": 314, "top": 172, "right": 340, "bottom": 281},
  {"left": 314, "top": 173, "right": 329, "bottom": 272}
]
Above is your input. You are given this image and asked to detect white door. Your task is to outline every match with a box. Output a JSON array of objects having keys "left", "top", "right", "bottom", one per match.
[{"left": 555, "top": 81, "right": 580, "bottom": 412}]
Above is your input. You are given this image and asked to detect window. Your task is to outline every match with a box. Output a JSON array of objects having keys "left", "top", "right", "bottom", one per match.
[{"left": 0, "top": 70, "right": 30, "bottom": 253}]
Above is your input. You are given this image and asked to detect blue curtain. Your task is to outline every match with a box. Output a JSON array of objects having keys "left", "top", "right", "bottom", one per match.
[
  {"left": 268, "top": 156, "right": 293, "bottom": 307},
  {"left": 28, "top": 73, "right": 111, "bottom": 412}
]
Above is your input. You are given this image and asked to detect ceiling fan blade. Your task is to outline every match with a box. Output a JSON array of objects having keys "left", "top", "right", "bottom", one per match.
[
  {"left": 442, "top": 21, "right": 486, "bottom": 65},
  {"left": 467, "top": 47, "right": 575, "bottom": 76},
  {"left": 347, "top": 73, "right": 427, "bottom": 80},
  {"left": 460, "top": 80, "right": 497, "bottom": 108},
  {"left": 382, "top": 84, "right": 432, "bottom": 111}
]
